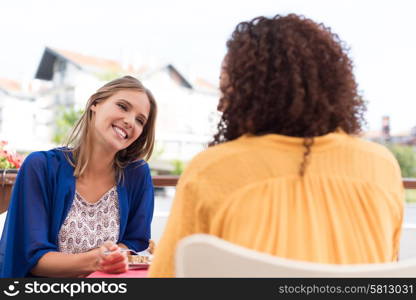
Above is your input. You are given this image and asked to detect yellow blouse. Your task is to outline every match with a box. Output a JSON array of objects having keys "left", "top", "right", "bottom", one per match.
[{"left": 149, "top": 132, "right": 404, "bottom": 277}]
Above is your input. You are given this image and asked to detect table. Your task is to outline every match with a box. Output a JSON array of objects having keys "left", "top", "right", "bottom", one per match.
[{"left": 87, "top": 269, "right": 148, "bottom": 278}]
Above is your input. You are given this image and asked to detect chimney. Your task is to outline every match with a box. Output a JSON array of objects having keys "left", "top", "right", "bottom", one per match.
[{"left": 382, "top": 115, "right": 390, "bottom": 142}]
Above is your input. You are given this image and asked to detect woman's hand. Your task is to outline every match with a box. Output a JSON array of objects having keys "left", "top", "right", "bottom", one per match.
[
  {"left": 96, "top": 241, "right": 129, "bottom": 274},
  {"left": 147, "top": 240, "right": 155, "bottom": 254}
]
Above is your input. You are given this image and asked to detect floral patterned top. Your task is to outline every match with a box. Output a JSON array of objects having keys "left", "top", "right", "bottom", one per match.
[{"left": 58, "top": 186, "right": 120, "bottom": 254}]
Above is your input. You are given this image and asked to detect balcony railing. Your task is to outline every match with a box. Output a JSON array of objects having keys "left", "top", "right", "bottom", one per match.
[
  {"left": 153, "top": 175, "right": 179, "bottom": 187},
  {"left": 154, "top": 176, "right": 416, "bottom": 189},
  {"left": 403, "top": 178, "right": 416, "bottom": 189},
  {"left": 1, "top": 172, "right": 415, "bottom": 188}
]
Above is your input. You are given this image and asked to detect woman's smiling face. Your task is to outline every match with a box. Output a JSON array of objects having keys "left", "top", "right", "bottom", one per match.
[{"left": 90, "top": 89, "right": 150, "bottom": 153}]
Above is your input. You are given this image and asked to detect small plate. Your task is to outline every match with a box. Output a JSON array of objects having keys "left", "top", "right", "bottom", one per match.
[
  {"left": 127, "top": 254, "right": 152, "bottom": 270},
  {"left": 128, "top": 263, "right": 150, "bottom": 270}
]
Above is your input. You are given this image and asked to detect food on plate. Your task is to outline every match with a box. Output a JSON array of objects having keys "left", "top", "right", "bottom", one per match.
[{"left": 128, "top": 254, "right": 151, "bottom": 264}]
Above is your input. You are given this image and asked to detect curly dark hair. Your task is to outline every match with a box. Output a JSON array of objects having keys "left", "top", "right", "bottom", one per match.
[{"left": 212, "top": 14, "right": 366, "bottom": 144}]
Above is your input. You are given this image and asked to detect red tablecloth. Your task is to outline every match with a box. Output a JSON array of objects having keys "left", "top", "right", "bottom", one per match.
[{"left": 87, "top": 269, "right": 148, "bottom": 278}]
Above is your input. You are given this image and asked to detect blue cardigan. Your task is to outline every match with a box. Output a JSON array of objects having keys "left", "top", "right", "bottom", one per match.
[{"left": 0, "top": 148, "right": 154, "bottom": 277}]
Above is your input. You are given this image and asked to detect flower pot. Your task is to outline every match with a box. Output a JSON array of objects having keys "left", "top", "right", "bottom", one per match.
[{"left": 0, "top": 169, "right": 18, "bottom": 214}]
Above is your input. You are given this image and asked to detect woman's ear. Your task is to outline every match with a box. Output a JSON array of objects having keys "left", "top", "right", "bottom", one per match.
[{"left": 90, "top": 103, "right": 97, "bottom": 112}]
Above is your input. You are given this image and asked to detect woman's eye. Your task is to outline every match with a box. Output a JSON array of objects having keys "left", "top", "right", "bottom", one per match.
[
  {"left": 117, "top": 103, "right": 127, "bottom": 111},
  {"left": 136, "top": 118, "right": 144, "bottom": 125}
]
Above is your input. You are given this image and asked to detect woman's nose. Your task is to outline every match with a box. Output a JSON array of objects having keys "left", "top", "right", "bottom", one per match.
[
  {"left": 123, "top": 115, "right": 134, "bottom": 128},
  {"left": 123, "top": 114, "right": 136, "bottom": 128}
]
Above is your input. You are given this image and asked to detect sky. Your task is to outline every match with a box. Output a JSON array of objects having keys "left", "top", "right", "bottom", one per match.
[{"left": 0, "top": 0, "right": 415, "bottom": 133}]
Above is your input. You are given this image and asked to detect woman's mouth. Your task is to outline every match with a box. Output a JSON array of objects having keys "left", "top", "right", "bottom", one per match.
[{"left": 112, "top": 125, "right": 128, "bottom": 139}]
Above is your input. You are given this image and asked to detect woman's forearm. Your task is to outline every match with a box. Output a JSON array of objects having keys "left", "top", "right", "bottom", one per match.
[{"left": 30, "top": 249, "right": 100, "bottom": 278}]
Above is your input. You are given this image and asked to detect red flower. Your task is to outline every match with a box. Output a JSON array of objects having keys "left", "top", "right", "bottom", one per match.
[
  {"left": 0, "top": 141, "right": 24, "bottom": 169},
  {"left": 6, "top": 153, "right": 23, "bottom": 168}
]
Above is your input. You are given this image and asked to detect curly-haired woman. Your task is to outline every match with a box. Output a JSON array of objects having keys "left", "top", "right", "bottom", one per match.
[{"left": 149, "top": 14, "right": 404, "bottom": 277}]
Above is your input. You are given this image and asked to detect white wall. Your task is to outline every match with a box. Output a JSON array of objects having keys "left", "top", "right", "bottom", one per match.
[
  {"left": 143, "top": 71, "right": 219, "bottom": 163},
  {"left": 73, "top": 72, "right": 104, "bottom": 110},
  {"left": 0, "top": 95, "right": 47, "bottom": 151}
]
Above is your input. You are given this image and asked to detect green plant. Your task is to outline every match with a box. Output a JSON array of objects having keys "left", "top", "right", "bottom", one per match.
[
  {"left": 171, "top": 159, "right": 185, "bottom": 175},
  {"left": 53, "top": 107, "right": 84, "bottom": 144},
  {"left": 386, "top": 144, "right": 416, "bottom": 177},
  {"left": 406, "top": 190, "right": 416, "bottom": 203}
]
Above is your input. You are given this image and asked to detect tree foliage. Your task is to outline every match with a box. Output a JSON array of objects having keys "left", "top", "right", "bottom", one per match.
[
  {"left": 387, "top": 144, "right": 416, "bottom": 178},
  {"left": 53, "top": 107, "right": 84, "bottom": 145}
]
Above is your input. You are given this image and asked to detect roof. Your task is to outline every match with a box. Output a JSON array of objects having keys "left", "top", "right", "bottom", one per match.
[
  {"left": 35, "top": 47, "right": 124, "bottom": 80},
  {"left": 361, "top": 130, "right": 382, "bottom": 139},
  {"left": 193, "top": 77, "right": 219, "bottom": 95},
  {"left": 166, "top": 64, "right": 193, "bottom": 89},
  {"left": 56, "top": 48, "right": 123, "bottom": 71},
  {"left": 0, "top": 77, "right": 21, "bottom": 93},
  {"left": 34, "top": 47, "right": 213, "bottom": 93}
]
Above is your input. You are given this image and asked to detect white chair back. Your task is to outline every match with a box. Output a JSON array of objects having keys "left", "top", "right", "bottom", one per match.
[{"left": 175, "top": 234, "right": 416, "bottom": 277}]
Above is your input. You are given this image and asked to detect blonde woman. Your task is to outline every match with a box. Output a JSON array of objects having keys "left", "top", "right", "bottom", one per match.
[{"left": 0, "top": 76, "right": 157, "bottom": 277}]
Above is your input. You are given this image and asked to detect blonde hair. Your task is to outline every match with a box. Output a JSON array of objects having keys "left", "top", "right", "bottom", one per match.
[{"left": 64, "top": 75, "right": 157, "bottom": 182}]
